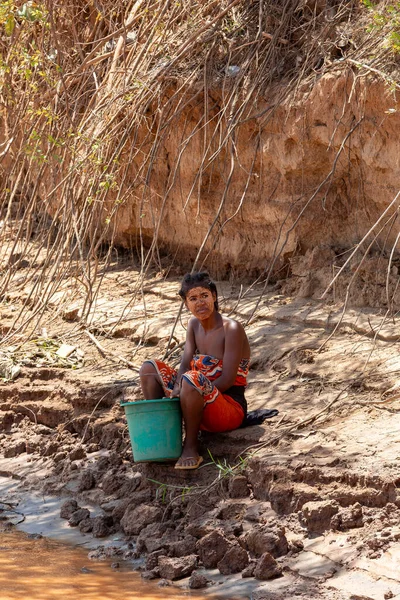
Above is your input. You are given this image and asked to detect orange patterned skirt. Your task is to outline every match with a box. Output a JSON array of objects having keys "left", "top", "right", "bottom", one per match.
[{"left": 144, "top": 358, "right": 245, "bottom": 433}]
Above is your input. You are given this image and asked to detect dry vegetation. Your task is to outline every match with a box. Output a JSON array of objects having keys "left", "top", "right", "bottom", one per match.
[{"left": 0, "top": 0, "right": 400, "bottom": 343}]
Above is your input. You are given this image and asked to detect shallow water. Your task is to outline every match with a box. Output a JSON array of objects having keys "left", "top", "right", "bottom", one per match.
[{"left": 0, "top": 527, "right": 206, "bottom": 600}]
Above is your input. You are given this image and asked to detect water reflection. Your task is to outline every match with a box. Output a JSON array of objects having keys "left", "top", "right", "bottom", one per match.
[{"left": 0, "top": 527, "right": 204, "bottom": 600}]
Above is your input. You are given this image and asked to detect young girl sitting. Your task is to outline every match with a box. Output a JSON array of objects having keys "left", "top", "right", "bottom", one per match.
[{"left": 139, "top": 271, "right": 250, "bottom": 470}]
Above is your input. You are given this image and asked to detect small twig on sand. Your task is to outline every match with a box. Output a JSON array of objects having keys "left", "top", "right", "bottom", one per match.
[
  {"left": 85, "top": 330, "right": 106, "bottom": 357},
  {"left": 14, "top": 404, "right": 38, "bottom": 425},
  {"left": 273, "top": 412, "right": 286, "bottom": 428},
  {"left": 80, "top": 391, "right": 112, "bottom": 444},
  {"left": 84, "top": 329, "right": 139, "bottom": 371}
]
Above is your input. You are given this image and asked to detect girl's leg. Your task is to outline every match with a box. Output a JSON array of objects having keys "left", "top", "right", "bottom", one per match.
[
  {"left": 139, "top": 360, "right": 176, "bottom": 399},
  {"left": 139, "top": 362, "right": 164, "bottom": 399},
  {"left": 175, "top": 370, "right": 245, "bottom": 468},
  {"left": 175, "top": 378, "right": 204, "bottom": 468}
]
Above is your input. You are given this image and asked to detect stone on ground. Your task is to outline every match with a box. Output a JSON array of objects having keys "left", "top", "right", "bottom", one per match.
[
  {"left": 196, "top": 530, "right": 232, "bottom": 568},
  {"left": 158, "top": 555, "right": 198, "bottom": 580},
  {"left": 254, "top": 552, "right": 282, "bottom": 580},
  {"left": 217, "top": 544, "right": 249, "bottom": 574},
  {"left": 240, "top": 525, "right": 288, "bottom": 558}
]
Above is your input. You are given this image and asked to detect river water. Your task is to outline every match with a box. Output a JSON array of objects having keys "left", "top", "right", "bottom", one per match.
[{"left": 0, "top": 527, "right": 208, "bottom": 600}]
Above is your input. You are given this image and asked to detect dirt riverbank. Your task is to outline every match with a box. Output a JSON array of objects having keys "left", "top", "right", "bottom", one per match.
[{"left": 1, "top": 268, "right": 400, "bottom": 600}]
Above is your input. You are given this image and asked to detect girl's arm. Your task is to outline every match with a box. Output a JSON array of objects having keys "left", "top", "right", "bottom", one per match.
[
  {"left": 171, "top": 318, "right": 196, "bottom": 396},
  {"left": 214, "top": 320, "right": 247, "bottom": 392}
]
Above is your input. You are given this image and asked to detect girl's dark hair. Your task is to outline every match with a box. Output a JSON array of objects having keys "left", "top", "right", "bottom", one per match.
[{"left": 179, "top": 272, "right": 219, "bottom": 311}]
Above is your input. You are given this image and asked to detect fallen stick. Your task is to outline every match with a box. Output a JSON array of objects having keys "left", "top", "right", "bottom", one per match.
[{"left": 84, "top": 330, "right": 139, "bottom": 372}]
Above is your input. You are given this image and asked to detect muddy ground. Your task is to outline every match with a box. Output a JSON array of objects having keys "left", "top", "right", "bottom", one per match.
[{"left": 1, "top": 266, "right": 400, "bottom": 600}]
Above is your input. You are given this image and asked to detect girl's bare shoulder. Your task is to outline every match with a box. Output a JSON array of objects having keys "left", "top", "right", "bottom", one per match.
[
  {"left": 188, "top": 316, "right": 200, "bottom": 330},
  {"left": 222, "top": 315, "right": 245, "bottom": 332}
]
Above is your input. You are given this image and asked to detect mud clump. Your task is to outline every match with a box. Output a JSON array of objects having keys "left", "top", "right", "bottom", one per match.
[
  {"left": 79, "top": 518, "right": 93, "bottom": 534},
  {"left": 188, "top": 571, "right": 211, "bottom": 589},
  {"left": 301, "top": 499, "right": 339, "bottom": 533},
  {"left": 78, "top": 470, "right": 96, "bottom": 491},
  {"left": 158, "top": 555, "right": 198, "bottom": 580},
  {"left": 331, "top": 502, "right": 364, "bottom": 531},
  {"left": 301, "top": 500, "right": 365, "bottom": 534},
  {"left": 217, "top": 545, "right": 249, "bottom": 575},
  {"left": 4, "top": 440, "right": 26, "bottom": 458},
  {"left": 91, "top": 515, "right": 114, "bottom": 538},
  {"left": 228, "top": 475, "right": 250, "bottom": 498},
  {"left": 0, "top": 412, "right": 15, "bottom": 433},
  {"left": 146, "top": 550, "right": 166, "bottom": 571},
  {"left": 69, "top": 446, "right": 86, "bottom": 461},
  {"left": 253, "top": 552, "right": 282, "bottom": 580},
  {"left": 136, "top": 521, "right": 179, "bottom": 554},
  {"left": 68, "top": 508, "right": 90, "bottom": 527},
  {"left": 196, "top": 530, "right": 232, "bottom": 568},
  {"left": 242, "top": 559, "right": 257, "bottom": 578},
  {"left": 168, "top": 535, "right": 197, "bottom": 558},
  {"left": 60, "top": 499, "right": 79, "bottom": 519},
  {"left": 120, "top": 503, "right": 163, "bottom": 536},
  {"left": 185, "top": 514, "right": 243, "bottom": 539},
  {"left": 239, "top": 524, "right": 289, "bottom": 558},
  {"left": 111, "top": 488, "right": 152, "bottom": 522},
  {"left": 141, "top": 569, "right": 159, "bottom": 580}
]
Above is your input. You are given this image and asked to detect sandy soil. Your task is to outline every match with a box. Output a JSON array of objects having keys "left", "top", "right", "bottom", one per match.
[{"left": 1, "top": 266, "right": 400, "bottom": 600}]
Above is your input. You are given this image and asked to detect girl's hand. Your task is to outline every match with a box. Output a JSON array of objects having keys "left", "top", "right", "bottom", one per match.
[{"left": 170, "top": 384, "right": 181, "bottom": 398}]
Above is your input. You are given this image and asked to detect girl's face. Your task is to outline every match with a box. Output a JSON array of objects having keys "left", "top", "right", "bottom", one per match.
[{"left": 185, "top": 286, "right": 216, "bottom": 320}]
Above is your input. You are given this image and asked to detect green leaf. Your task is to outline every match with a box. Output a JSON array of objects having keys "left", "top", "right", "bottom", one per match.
[{"left": 5, "top": 14, "right": 15, "bottom": 36}]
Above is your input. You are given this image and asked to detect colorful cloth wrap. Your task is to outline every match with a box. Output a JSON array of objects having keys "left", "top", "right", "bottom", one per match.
[{"left": 145, "top": 354, "right": 249, "bottom": 433}]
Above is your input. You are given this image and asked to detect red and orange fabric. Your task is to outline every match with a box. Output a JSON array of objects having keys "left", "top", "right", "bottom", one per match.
[{"left": 145, "top": 354, "right": 249, "bottom": 433}]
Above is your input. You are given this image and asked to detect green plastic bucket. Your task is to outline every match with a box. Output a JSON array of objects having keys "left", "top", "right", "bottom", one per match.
[{"left": 121, "top": 397, "right": 182, "bottom": 462}]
